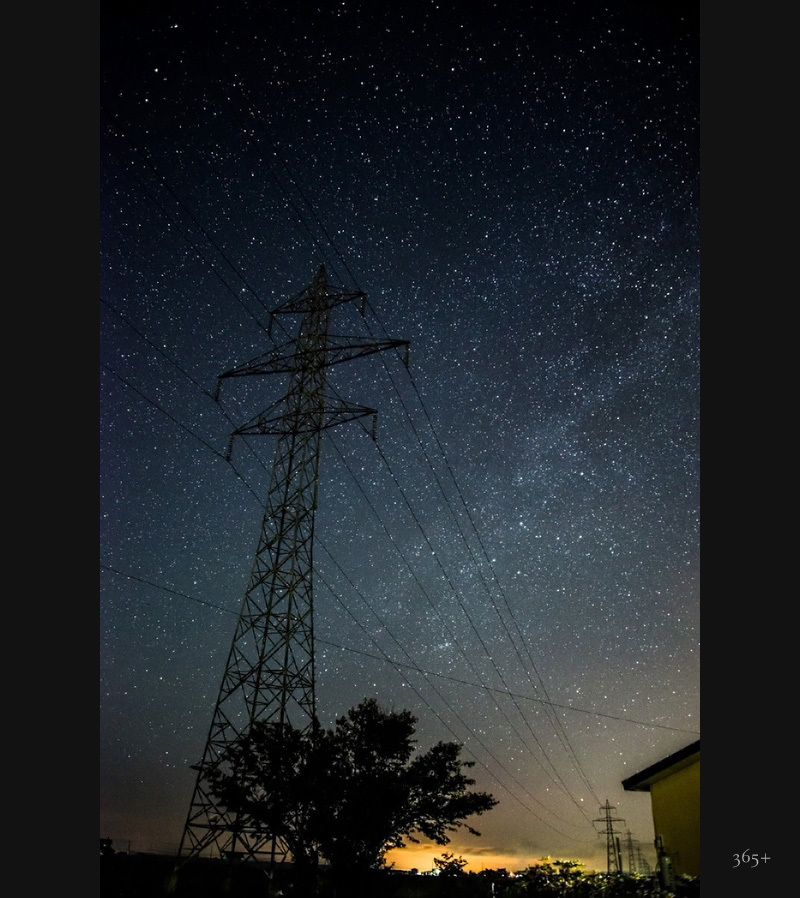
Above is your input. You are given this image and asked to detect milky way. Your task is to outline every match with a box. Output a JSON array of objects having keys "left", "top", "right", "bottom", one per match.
[{"left": 100, "top": 0, "right": 699, "bottom": 873}]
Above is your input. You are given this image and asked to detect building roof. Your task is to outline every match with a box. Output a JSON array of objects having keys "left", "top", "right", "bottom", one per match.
[{"left": 622, "top": 740, "right": 700, "bottom": 792}]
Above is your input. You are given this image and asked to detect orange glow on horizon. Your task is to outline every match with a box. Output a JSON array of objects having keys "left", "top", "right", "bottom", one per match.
[{"left": 384, "top": 842, "right": 601, "bottom": 876}]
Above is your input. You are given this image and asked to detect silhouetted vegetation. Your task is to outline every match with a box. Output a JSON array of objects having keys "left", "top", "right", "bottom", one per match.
[
  {"left": 101, "top": 849, "right": 699, "bottom": 897},
  {"left": 506, "top": 859, "right": 699, "bottom": 897},
  {"left": 206, "top": 698, "right": 497, "bottom": 880},
  {"left": 101, "top": 703, "right": 699, "bottom": 897}
]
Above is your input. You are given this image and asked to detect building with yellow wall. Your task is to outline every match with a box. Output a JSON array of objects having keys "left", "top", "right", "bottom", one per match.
[{"left": 622, "top": 739, "right": 699, "bottom": 881}]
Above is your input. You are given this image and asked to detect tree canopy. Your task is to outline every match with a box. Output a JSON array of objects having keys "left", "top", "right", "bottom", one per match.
[{"left": 207, "top": 698, "right": 497, "bottom": 872}]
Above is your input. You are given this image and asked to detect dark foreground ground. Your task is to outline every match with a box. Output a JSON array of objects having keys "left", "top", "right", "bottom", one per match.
[
  {"left": 100, "top": 853, "right": 493, "bottom": 897},
  {"left": 100, "top": 852, "right": 499, "bottom": 897},
  {"left": 100, "top": 852, "right": 699, "bottom": 898}
]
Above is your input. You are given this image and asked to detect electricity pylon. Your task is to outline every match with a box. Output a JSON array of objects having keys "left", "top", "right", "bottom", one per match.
[
  {"left": 594, "top": 800, "right": 626, "bottom": 874},
  {"left": 623, "top": 829, "right": 636, "bottom": 874},
  {"left": 177, "top": 266, "right": 408, "bottom": 864}
]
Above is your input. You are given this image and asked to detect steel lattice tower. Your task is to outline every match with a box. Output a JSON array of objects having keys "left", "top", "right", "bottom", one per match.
[
  {"left": 623, "top": 829, "right": 636, "bottom": 874},
  {"left": 178, "top": 266, "right": 408, "bottom": 863},
  {"left": 594, "top": 800, "right": 626, "bottom": 874}
]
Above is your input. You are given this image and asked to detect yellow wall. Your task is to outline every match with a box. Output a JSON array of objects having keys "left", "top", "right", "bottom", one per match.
[{"left": 649, "top": 759, "right": 700, "bottom": 877}]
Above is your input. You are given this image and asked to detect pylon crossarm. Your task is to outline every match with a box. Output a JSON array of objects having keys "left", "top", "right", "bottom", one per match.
[
  {"left": 270, "top": 272, "right": 365, "bottom": 316},
  {"left": 323, "top": 337, "right": 410, "bottom": 366},
  {"left": 217, "top": 337, "right": 409, "bottom": 382},
  {"left": 231, "top": 399, "right": 377, "bottom": 437}
]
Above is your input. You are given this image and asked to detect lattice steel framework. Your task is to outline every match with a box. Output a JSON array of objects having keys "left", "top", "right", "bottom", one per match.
[
  {"left": 178, "top": 266, "right": 408, "bottom": 863},
  {"left": 594, "top": 800, "right": 626, "bottom": 874}
]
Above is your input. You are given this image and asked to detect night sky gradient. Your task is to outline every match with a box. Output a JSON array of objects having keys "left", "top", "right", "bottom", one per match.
[{"left": 100, "top": 0, "right": 699, "bottom": 874}]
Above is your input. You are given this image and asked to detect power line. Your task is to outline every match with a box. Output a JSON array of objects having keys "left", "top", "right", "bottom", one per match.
[
  {"left": 356, "top": 293, "right": 601, "bottom": 807},
  {"left": 327, "top": 428, "right": 594, "bottom": 820},
  {"left": 103, "top": 119, "right": 597, "bottom": 818},
  {"left": 101, "top": 86, "right": 694, "bottom": 854},
  {"left": 313, "top": 556, "right": 586, "bottom": 836},
  {"left": 100, "top": 563, "right": 698, "bottom": 737}
]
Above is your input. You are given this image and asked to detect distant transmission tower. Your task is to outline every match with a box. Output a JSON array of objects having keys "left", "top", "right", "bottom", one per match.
[
  {"left": 177, "top": 266, "right": 408, "bottom": 864},
  {"left": 623, "top": 829, "right": 636, "bottom": 874},
  {"left": 594, "top": 800, "right": 626, "bottom": 874}
]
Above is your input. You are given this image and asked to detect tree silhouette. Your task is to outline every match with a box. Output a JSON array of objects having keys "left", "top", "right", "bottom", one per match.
[
  {"left": 207, "top": 698, "right": 497, "bottom": 874},
  {"left": 434, "top": 852, "right": 469, "bottom": 876}
]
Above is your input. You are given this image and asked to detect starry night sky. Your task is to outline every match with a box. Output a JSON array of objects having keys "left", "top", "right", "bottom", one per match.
[{"left": 100, "top": 0, "right": 699, "bottom": 874}]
